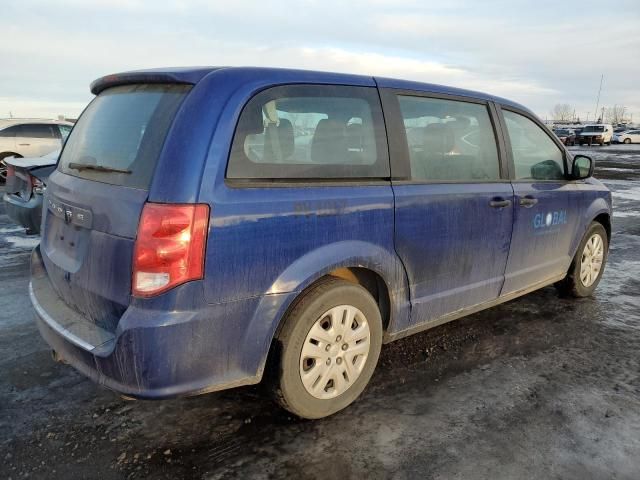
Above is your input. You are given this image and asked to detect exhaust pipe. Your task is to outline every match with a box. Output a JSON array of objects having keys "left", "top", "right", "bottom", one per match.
[{"left": 51, "top": 349, "right": 67, "bottom": 364}]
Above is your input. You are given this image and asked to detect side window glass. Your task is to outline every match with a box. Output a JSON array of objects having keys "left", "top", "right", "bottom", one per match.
[
  {"left": 0, "top": 125, "right": 20, "bottom": 137},
  {"left": 503, "top": 110, "right": 565, "bottom": 180},
  {"left": 18, "top": 124, "right": 57, "bottom": 139},
  {"left": 227, "top": 85, "right": 389, "bottom": 179},
  {"left": 58, "top": 125, "right": 72, "bottom": 141},
  {"left": 397, "top": 95, "right": 500, "bottom": 181}
]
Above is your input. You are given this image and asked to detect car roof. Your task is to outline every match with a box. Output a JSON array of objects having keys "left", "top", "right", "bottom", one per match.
[
  {"left": 0, "top": 118, "right": 73, "bottom": 129},
  {"left": 90, "top": 66, "right": 534, "bottom": 115}
]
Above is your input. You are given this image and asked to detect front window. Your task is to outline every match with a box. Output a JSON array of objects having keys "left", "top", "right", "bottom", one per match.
[
  {"left": 503, "top": 110, "right": 565, "bottom": 181},
  {"left": 583, "top": 126, "right": 605, "bottom": 133}
]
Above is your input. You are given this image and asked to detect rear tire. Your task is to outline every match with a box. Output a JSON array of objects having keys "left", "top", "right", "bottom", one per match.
[
  {"left": 272, "top": 278, "right": 383, "bottom": 419},
  {"left": 556, "top": 222, "right": 608, "bottom": 297},
  {"left": 0, "top": 152, "right": 21, "bottom": 185}
]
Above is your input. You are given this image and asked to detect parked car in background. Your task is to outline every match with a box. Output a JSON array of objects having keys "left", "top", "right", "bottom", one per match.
[
  {"left": 613, "top": 129, "right": 640, "bottom": 144},
  {"left": 553, "top": 128, "right": 576, "bottom": 146},
  {"left": 0, "top": 119, "right": 72, "bottom": 184},
  {"left": 3, "top": 149, "right": 60, "bottom": 234},
  {"left": 30, "top": 67, "right": 611, "bottom": 419},
  {"left": 578, "top": 124, "right": 613, "bottom": 146}
]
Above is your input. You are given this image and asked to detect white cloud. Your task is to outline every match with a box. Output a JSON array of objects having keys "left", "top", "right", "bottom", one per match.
[{"left": 0, "top": 0, "right": 638, "bottom": 120}]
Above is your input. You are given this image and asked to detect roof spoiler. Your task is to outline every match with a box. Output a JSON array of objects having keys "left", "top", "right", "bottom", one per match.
[{"left": 90, "top": 67, "right": 219, "bottom": 95}]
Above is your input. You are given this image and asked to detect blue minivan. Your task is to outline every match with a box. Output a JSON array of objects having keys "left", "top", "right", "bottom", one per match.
[{"left": 30, "top": 67, "right": 611, "bottom": 419}]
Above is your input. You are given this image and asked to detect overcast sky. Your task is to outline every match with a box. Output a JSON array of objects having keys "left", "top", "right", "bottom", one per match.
[{"left": 2, "top": 0, "right": 639, "bottom": 122}]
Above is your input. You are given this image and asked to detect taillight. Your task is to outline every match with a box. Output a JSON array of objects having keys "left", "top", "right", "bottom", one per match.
[
  {"left": 31, "top": 175, "right": 45, "bottom": 194},
  {"left": 6, "top": 165, "right": 15, "bottom": 179},
  {"left": 132, "top": 203, "right": 210, "bottom": 297}
]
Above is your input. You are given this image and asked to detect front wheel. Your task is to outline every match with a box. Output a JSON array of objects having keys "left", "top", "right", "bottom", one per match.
[
  {"left": 556, "top": 222, "right": 608, "bottom": 297},
  {"left": 272, "top": 278, "right": 383, "bottom": 419},
  {"left": 624, "top": 138, "right": 632, "bottom": 144}
]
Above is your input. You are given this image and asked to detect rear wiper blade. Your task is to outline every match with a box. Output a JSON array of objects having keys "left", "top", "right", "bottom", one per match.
[{"left": 68, "top": 162, "right": 132, "bottom": 174}]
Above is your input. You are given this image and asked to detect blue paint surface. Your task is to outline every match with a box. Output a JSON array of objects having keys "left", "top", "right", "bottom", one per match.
[{"left": 31, "top": 67, "right": 612, "bottom": 398}]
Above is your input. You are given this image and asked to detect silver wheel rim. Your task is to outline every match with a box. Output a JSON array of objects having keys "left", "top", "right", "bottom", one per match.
[
  {"left": 580, "top": 233, "right": 604, "bottom": 287},
  {"left": 0, "top": 159, "right": 7, "bottom": 183},
  {"left": 299, "top": 305, "right": 371, "bottom": 400}
]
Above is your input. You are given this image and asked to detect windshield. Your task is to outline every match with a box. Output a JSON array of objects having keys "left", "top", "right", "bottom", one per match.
[
  {"left": 555, "top": 130, "right": 570, "bottom": 135},
  {"left": 58, "top": 84, "right": 191, "bottom": 189},
  {"left": 583, "top": 126, "right": 605, "bottom": 133}
]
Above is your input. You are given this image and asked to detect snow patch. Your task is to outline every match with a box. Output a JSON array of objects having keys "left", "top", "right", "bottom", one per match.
[
  {"left": 614, "top": 211, "right": 640, "bottom": 218},
  {"left": 0, "top": 226, "right": 25, "bottom": 234},
  {"left": 613, "top": 188, "right": 640, "bottom": 202},
  {"left": 4, "top": 236, "right": 40, "bottom": 249}
]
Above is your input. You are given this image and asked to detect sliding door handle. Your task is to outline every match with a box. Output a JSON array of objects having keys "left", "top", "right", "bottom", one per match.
[{"left": 489, "top": 198, "right": 512, "bottom": 208}]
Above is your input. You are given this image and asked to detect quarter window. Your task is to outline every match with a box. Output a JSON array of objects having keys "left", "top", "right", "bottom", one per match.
[
  {"left": 397, "top": 95, "right": 501, "bottom": 181},
  {"left": 227, "top": 85, "right": 389, "bottom": 180},
  {"left": 503, "top": 110, "right": 565, "bottom": 180}
]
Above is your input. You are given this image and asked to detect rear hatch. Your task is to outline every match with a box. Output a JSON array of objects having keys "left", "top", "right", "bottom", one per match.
[{"left": 39, "top": 84, "right": 191, "bottom": 337}]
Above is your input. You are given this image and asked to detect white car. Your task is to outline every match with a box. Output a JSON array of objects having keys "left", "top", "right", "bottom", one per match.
[
  {"left": 613, "top": 129, "right": 640, "bottom": 144},
  {"left": 0, "top": 119, "right": 73, "bottom": 184}
]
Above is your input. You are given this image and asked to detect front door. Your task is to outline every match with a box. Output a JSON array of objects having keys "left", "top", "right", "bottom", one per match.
[
  {"left": 383, "top": 91, "right": 514, "bottom": 331},
  {"left": 499, "top": 108, "right": 580, "bottom": 294},
  {"left": 17, "top": 124, "right": 61, "bottom": 157}
]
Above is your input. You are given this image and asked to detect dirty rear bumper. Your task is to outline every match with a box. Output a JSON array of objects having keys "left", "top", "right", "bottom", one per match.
[
  {"left": 30, "top": 246, "right": 292, "bottom": 399},
  {"left": 3, "top": 192, "right": 43, "bottom": 234}
]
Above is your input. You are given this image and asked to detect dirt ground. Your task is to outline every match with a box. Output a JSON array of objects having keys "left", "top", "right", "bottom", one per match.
[{"left": 1, "top": 146, "right": 639, "bottom": 480}]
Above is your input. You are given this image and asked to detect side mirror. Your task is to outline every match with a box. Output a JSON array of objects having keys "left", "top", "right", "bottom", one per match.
[{"left": 571, "top": 154, "right": 594, "bottom": 179}]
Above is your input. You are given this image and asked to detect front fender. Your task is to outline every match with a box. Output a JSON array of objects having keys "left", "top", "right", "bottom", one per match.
[
  {"left": 242, "top": 240, "right": 411, "bottom": 379},
  {"left": 571, "top": 195, "right": 611, "bottom": 258}
]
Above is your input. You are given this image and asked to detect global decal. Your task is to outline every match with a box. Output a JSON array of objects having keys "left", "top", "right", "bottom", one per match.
[{"left": 533, "top": 210, "right": 567, "bottom": 229}]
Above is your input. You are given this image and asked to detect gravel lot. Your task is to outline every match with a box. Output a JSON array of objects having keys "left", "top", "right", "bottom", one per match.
[{"left": 1, "top": 145, "right": 639, "bottom": 479}]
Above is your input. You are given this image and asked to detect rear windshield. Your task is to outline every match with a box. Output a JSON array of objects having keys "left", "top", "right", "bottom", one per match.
[
  {"left": 583, "top": 126, "right": 605, "bottom": 132},
  {"left": 58, "top": 84, "right": 191, "bottom": 189}
]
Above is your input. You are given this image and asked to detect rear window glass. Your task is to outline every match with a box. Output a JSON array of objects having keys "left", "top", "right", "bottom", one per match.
[
  {"left": 58, "top": 84, "right": 191, "bottom": 189},
  {"left": 583, "top": 126, "right": 605, "bottom": 132},
  {"left": 227, "top": 85, "right": 389, "bottom": 180}
]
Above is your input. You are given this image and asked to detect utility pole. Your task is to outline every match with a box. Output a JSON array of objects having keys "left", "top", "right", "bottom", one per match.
[{"left": 594, "top": 74, "right": 604, "bottom": 124}]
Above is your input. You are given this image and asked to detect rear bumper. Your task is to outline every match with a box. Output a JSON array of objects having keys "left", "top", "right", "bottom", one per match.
[
  {"left": 3, "top": 192, "right": 43, "bottom": 233},
  {"left": 30, "top": 246, "right": 292, "bottom": 399}
]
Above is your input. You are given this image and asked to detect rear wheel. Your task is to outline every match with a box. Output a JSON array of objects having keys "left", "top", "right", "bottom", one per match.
[
  {"left": 272, "top": 278, "right": 382, "bottom": 419},
  {"left": 0, "top": 152, "right": 21, "bottom": 184},
  {"left": 556, "top": 222, "right": 608, "bottom": 297}
]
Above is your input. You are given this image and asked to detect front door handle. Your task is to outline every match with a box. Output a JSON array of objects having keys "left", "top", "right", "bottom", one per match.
[
  {"left": 18, "top": 143, "right": 30, "bottom": 146},
  {"left": 489, "top": 198, "right": 512, "bottom": 209},
  {"left": 519, "top": 196, "right": 539, "bottom": 208}
]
